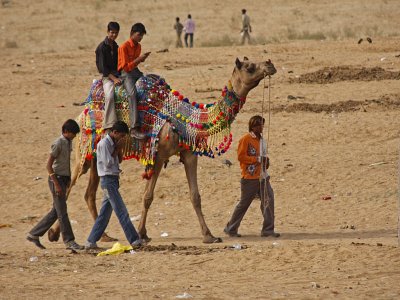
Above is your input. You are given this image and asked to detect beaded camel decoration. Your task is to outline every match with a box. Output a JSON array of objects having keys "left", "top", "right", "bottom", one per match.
[
  {"left": 77, "top": 73, "right": 240, "bottom": 179},
  {"left": 48, "top": 57, "right": 276, "bottom": 244}
]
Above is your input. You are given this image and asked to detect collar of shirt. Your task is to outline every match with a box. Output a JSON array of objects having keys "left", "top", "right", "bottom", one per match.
[
  {"left": 128, "top": 38, "right": 138, "bottom": 48},
  {"left": 60, "top": 134, "right": 72, "bottom": 151},
  {"left": 105, "top": 133, "right": 114, "bottom": 145},
  {"left": 104, "top": 37, "right": 117, "bottom": 48},
  {"left": 60, "top": 134, "right": 71, "bottom": 143},
  {"left": 249, "top": 132, "right": 258, "bottom": 139}
]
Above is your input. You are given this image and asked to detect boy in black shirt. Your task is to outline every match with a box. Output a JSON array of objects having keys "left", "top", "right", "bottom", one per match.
[{"left": 95, "top": 22, "right": 122, "bottom": 130}]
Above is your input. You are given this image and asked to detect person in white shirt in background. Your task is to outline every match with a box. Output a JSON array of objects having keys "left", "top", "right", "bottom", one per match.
[{"left": 183, "top": 14, "right": 195, "bottom": 48}]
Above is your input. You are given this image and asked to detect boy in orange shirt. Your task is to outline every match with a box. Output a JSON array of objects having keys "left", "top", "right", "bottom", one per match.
[
  {"left": 118, "top": 23, "right": 150, "bottom": 139},
  {"left": 224, "top": 115, "right": 280, "bottom": 238}
]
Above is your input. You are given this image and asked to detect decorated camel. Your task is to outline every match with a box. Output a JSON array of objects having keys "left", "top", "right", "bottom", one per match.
[{"left": 48, "top": 57, "right": 276, "bottom": 244}]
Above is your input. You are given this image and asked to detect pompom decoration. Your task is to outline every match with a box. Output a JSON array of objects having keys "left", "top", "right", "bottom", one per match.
[{"left": 78, "top": 74, "right": 244, "bottom": 180}]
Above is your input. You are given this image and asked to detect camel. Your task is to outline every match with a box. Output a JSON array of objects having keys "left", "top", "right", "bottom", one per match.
[{"left": 48, "top": 57, "right": 276, "bottom": 244}]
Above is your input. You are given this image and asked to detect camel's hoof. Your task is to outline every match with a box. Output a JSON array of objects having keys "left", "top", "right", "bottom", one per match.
[
  {"left": 203, "top": 236, "right": 223, "bottom": 244},
  {"left": 48, "top": 228, "right": 60, "bottom": 242},
  {"left": 140, "top": 235, "right": 152, "bottom": 243},
  {"left": 100, "top": 233, "right": 118, "bottom": 242}
]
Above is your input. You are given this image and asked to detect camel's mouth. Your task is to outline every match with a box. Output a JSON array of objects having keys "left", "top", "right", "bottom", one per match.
[
  {"left": 261, "top": 60, "right": 277, "bottom": 77},
  {"left": 264, "top": 63, "right": 277, "bottom": 76}
]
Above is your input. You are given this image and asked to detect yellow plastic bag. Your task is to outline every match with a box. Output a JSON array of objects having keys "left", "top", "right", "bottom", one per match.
[{"left": 97, "top": 242, "right": 133, "bottom": 256}]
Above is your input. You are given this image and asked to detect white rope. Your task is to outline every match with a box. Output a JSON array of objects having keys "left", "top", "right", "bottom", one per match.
[
  {"left": 260, "top": 74, "right": 272, "bottom": 214},
  {"left": 398, "top": 138, "right": 400, "bottom": 246}
]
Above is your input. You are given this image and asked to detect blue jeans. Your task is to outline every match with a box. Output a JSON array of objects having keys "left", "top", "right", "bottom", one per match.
[{"left": 87, "top": 175, "right": 139, "bottom": 245}]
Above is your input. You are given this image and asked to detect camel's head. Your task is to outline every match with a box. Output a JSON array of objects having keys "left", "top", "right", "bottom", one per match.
[{"left": 232, "top": 57, "right": 276, "bottom": 96}]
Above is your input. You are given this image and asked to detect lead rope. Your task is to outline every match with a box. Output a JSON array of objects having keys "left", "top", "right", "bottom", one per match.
[{"left": 260, "top": 75, "right": 273, "bottom": 225}]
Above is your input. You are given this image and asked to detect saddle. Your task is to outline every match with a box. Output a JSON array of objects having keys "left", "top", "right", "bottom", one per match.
[{"left": 78, "top": 75, "right": 167, "bottom": 173}]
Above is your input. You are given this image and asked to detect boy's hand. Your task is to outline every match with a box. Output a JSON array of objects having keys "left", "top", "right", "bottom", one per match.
[
  {"left": 264, "top": 157, "right": 270, "bottom": 169},
  {"left": 54, "top": 181, "right": 63, "bottom": 197},
  {"left": 140, "top": 52, "right": 151, "bottom": 62},
  {"left": 109, "top": 74, "right": 122, "bottom": 85},
  {"left": 116, "top": 137, "right": 126, "bottom": 149},
  {"left": 113, "top": 77, "right": 122, "bottom": 85}
]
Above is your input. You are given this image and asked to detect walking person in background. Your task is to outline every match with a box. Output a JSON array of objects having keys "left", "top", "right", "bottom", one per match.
[
  {"left": 240, "top": 9, "right": 252, "bottom": 45},
  {"left": 183, "top": 14, "right": 195, "bottom": 48},
  {"left": 224, "top": 115, "right": 280, "bottom": 238},
  {"left": 173, "top": 17, "right": 184, "bottom": 48},
  {"left": 26, "top": 119, "right": 84, "bottom": 250}
]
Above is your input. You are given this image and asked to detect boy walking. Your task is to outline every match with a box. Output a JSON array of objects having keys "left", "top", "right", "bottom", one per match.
[
  {"left": 224, "top": 115, "right": 280, "bottom": 238},
  {"left": 27, "top": 119, "right": 84, "bottom": 250},
  {"left": 85, "top": 121, "right": 145, "bottom": 249},
  {"left": 95, "top": 21, "right": 122, "bottom": 131},
  {"left": 118, "top": 23, "right": 150, "bottom": 139}
]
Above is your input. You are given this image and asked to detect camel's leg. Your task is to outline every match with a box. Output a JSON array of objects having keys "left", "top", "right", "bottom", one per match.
[
  {"left": 137, "top": 158, "right": 165, "bottom": 242},
  {"left": 181, "top": 151, "right": 222, "bottom": 243}
]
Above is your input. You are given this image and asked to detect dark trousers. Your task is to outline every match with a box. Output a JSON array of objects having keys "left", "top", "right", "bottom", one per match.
[
  {"left": 184, "top": 33, "right": 194, "bottom": 48},
  {"left": 225, "top": 178, "right": 275, "bottom": 235},
  {"left": 29, "top": 176, "right": 75, "bottom": 244}
]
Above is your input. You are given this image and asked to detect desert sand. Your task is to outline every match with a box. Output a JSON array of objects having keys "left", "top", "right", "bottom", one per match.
[{"left": 1, "top": 0, "right": 400, "bottom": 299}]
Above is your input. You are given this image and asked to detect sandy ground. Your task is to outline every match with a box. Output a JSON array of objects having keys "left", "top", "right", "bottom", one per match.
[{"left": 1, "top": 0, "right": 400, "bottom": 299}]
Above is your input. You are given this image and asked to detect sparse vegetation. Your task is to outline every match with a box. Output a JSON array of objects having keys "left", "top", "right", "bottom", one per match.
[
  {"left": 286, "top": 27, "right": 326, "bottom": 41},
  {"left": 201, "top": 34, "right": 238, "bottom": 47}
]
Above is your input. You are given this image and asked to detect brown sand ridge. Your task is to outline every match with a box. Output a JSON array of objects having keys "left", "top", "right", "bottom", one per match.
[
  {"left": 291, "top": 66, "right": 400, "bottom": 84},
  {"left": 1, "top": 0, "right": 400, "bottom": 299}
]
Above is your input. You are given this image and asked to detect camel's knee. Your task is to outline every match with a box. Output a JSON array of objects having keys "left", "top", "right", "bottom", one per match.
[
  {"left": 190, "top": 192, "right": 201, "bottom": 208},
  {"left": 143, "top": 195, "right": 154, "bottom": 209}
]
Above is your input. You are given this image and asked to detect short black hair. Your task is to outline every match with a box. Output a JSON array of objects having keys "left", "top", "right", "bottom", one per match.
[
  {"left": 107, "top": 22, "right": 120, "bottom": 32},
  {"left": 130, "top": 23, "right": 146, "bottom": 35},
  {"left": 242, "top": 9, "right": 247, "bottom": 14},
  {"left": 188, "top": 14, "right": 192, "bottom": 19},
  {"left": 111, "top": 121, "right": 129, "bottom": 134},
  {"left": 62, "top": 119, "right": 80, "bottom": 134},
  {"left": 176, "top": 17, "right": 180, "bottom": 22},
  {"left": 248, "top": 115, "right": 265, "bottom": 132}
]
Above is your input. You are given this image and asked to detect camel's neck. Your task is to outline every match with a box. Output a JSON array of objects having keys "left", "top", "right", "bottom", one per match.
[
  {"left": 229, "top": 69, "right": 255, "bottom": 99},
  {"left": 209, "top": 81, "right": 246, "bottom": 126}
]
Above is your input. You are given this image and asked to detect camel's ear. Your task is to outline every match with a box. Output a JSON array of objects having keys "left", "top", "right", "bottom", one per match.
[
  {"left": 235, "top": 58, "right": 242, "bottom": 69},
  {"left": 243, "top": 56, "right": 249, "bottom": 61}
]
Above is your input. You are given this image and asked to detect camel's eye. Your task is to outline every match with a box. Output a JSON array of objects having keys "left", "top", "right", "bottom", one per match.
[{"left": 246, "top": 63, "right": 256, "bottom": 73}]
